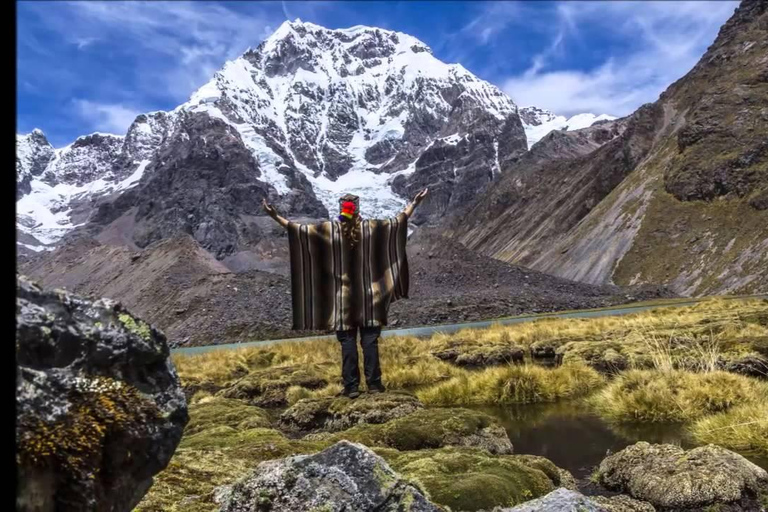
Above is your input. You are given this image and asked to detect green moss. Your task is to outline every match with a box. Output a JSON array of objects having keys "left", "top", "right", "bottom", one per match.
[
  {"left": 118, "top": 313, "right": 152, "bottom": 341},
  {"left": 378, "top": 447, "right": 556, "bottom": 512},
  {"left": 323, "top": 407, "right": 511, "bottom": 453},
  {"left": 185, "top": 397, "right": 271, "bottom": 435}
]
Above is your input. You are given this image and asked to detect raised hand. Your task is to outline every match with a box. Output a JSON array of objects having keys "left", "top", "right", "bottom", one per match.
[
  {"left": 413, "top": 188, "right": 429, "bottom": 206},
  {"left": 263, "top": 198, "right": 278, "bottom": 219},
  {"left": 263, "top": 199, "right": 289, "bottom": 228},
  {"left": 403, "top": 188, "right": 428, "bottom": 218}
]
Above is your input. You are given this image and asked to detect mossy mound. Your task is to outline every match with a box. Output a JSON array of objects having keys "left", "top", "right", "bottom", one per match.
[
  {"left": 596, "top": 442, "right": 768, "bottom": 511},
  {"left": 324, "top": 407, "right": 513, "bottom": 454},
  {"left": 219, "top": 364, "right": 330, "bottom": 407},
  {"left": 185, "top": 397, "right": 272, "bottom": 435},
  {"left": 279, "top": 391, "right": 423, "bottom": 433},
  {"left": 378, "top": 447, "right": 558, "bottom": 511},
  {"left": 557, "top": 340, "right": 645, "bottom": 374},
  {"left": 433, "top": 343, "right": 525, "bottom": 368}
]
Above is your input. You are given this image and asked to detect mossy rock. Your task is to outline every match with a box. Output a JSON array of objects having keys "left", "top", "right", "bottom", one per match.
[
  {"left": 433, "top": 343, "right": 525, "bottom": 368},
  {"left": 596, "top": 442, "right": 768, "bottom": 511},
  {"left": 378, "top": 446, "right": 557, "bottom": 511},
  {"left": 512, "top": 454, "right": 576, "bottom": 490},
  {"left": 324, "top": 407, "right": 513, "bottom": 454},
  {"left": 185, "top": 396, "right": 272, "bottom": 436},
  {"left": 279, "top": 391, "right": 423, "bottom": 433},
  {"left": 219, "top": 364, "right": 330, "bottom": 407}
]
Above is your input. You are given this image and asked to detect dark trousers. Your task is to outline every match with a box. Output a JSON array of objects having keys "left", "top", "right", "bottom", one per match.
[{"left": 336, "top": 326, "right": 382, "bottom": 391}]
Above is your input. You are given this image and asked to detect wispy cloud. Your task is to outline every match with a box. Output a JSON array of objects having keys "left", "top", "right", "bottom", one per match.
[
  {"left": 501, "top": 0, "right": 739, "bottom": 116},
  {"left": 22, "top": 2, "right": 281, "bottom": 107},
  {"left": 73, "top": 100, "right": 143, "bottom": 135}
]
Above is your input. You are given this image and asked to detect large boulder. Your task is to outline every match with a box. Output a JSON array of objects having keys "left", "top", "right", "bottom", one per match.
[
  {"left": 500, "top": 489, "right": 605, "bottom": 512},
  {"left": 279, "top": 391, "right": 424, "bottom": 433},
  {"left": 16, "top": 276, "right": 188, "bottom": 512},
  {"left": 595, "top": 442, "right": 768, "bottom": 511},
  {"left": 214, "top": 440, "right": 441, "bottom": 512}
]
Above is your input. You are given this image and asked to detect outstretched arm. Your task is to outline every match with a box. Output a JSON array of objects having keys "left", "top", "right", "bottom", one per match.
[
  {"left": 403, "top": 188, "right": 428, "bottom": 218},
  {"left": 263, "top": 199, "right": 290, "bottom": 228}
]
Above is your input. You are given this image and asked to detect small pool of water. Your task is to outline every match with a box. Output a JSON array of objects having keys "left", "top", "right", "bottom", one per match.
[{"left": 472, "top": 401, "right": 768, "bottom": 481}]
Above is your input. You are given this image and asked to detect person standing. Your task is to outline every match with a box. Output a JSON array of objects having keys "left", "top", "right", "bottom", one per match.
[{"left": 263, "top": 189, "right": 428, "bottom": 398}]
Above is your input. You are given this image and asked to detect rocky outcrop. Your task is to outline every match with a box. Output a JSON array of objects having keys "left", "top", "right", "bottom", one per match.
[
  {"left": 215, "top": 441, "right": 441, "bottom": 512},
  {"left": 85, "top": 111, "right": 326, "bottom": 259},
  {"left": 16, "top": 129, "right": 55, "bottom": 198},
  {"left": 279, "top": 392, "right": 424, "bottom": 433},
  {"left": 595, "top": 442, "right": 768, "bottom": 511},
  {"left": 15, "top": 276, "right": 188, "bottom": 512},
  {"left": 433, "top": 342, "right": 525, "bottom": 368},
  {"left": 448, "top": 0, "right": 768, "bottom": 296}
]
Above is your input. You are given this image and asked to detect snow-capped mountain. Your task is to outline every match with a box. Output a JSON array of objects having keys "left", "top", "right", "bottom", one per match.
[
  {"left": 16, "top": 20, "right": 608, "bottom": 261},
  {"left": 519, "top": 106, "right": 617, "bottom": 148}
]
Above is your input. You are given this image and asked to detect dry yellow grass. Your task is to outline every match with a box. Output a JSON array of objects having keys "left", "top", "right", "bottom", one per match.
[
  {"left": 417, "top": 363, "right": 604, "bottom": 405},
  {"left": 691, "top": 400, "right": 768, "bottom": 456},
  {"left": 590, "top": 369, "right": 768, "bottom": 423},
  {"left": 140, "top": 298, "right": 768, "bottom": 511},
  {"left": 173, "top": 298, "right": 767, "bottom": 397}
]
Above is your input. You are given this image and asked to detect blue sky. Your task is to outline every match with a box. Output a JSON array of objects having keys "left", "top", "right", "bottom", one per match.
[{"left": 17, "top": 1, "right": 739, "bottom": 147}]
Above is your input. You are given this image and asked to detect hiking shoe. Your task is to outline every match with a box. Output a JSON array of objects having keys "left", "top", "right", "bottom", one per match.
[
  {"left": 367, "top": 383, "right": 386, "bottom": 394},
  {"left": 339, "top": 388, "right": 360, "bottom": 399}
]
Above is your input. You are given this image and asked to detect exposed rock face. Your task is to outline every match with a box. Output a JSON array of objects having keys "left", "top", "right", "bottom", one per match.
[
  {"left": 16, "top": 129, "right": 55, "bottom": 199},
  {"left": 279, "top": 392, "right": 424, "bottom": 433},
  {"left": 17, "top": 20, "right": 529, "bottom": 259},
  {"left": 15, "top": 276, "right": 188, "bottom": 512},
  {"left": 596, "top": 442, "right": 768, "bottom": 511},
  {"left": 448, "top": 0, "right": 768, "bottom": 296},
  {"left": 86, "top": 111, "right": 326, "bottom": 259},
  {"left": 214, "top": 441, "right": 441, "bottom": 512}
]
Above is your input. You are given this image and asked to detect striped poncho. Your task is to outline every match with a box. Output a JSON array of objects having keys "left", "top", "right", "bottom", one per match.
[{"left": 287, "top": 212, "right": 409, "bottom": 331}]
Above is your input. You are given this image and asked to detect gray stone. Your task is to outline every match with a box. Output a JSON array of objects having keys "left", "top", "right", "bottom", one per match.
[
  {"left": 500, "top": 489, "right": 606, "bottom": 511},
  {"left": 215, "top": 441, "right": 441, "bottom": 512}
]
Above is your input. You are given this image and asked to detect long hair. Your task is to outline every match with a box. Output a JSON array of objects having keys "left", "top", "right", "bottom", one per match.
[{"left": 339, "top": 194, "right": 361, "bottom": 249}]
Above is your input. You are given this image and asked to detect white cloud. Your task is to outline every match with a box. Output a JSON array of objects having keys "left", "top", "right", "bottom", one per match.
[
  {"left": 502, "top": 1, "right": 739, "bottom": 116},
  {"left": 24, "top": 1, "right": 281, "bottom": 104},
  {"left": 73, "top": 100, "right": 142, "bottom": 134}
]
